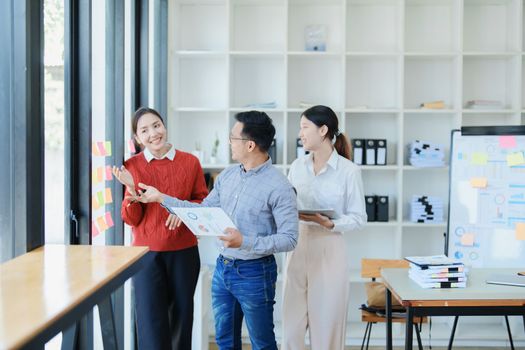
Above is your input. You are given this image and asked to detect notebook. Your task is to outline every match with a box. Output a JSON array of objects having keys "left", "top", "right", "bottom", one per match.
[{"left": 485, "top": 273, "right": 525, "bottom": 287}]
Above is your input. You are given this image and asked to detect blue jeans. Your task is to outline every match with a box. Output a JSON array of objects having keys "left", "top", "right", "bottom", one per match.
[{"left": 212, "top": 255, "right": 278, "bottom": 350}]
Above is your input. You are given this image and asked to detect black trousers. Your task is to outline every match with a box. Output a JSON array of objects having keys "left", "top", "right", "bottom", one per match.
[{"left": 133, "top": 246, "right": 200, "bottom": 350}]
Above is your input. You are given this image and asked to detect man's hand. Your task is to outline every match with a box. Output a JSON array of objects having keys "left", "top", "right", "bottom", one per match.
[
  {"left": 135, "top": 183, "right": 164, "bottom": 203},
  {"left": 165, "top": 214, "right": 182, "bottom": 230},
  {"left": 218, "top": 227, "right": 243, "bottom": 248},
  {"left": 298, "top": 213, "right": 334, "bottom": 229}
]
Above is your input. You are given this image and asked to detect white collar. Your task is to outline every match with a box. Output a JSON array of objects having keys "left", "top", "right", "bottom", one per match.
[
  {"left": 304, "top": 148, "right": 339, "bottom": 170},
  {"left": 143, "top": 144, "right": 175, "bottom": 163}
]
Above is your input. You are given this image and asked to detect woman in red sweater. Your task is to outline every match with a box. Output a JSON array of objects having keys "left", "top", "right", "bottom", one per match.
[{"left": 112, "top": 107, "right": 208, "bottom": 349}]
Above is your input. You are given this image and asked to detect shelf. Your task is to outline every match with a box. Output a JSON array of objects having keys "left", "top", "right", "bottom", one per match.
[
  {"left": 463, "top": 51, "right": 520, "bottom": 58},
  {"left": 230, "top": 51, "right": 284, "bottom": 57},
  {"left": 360, "top": 165, "right": 399, "bottom": 171},
  {"left": 345, "top": 108, "right": 400, "bottom": 113},
  {"left": 404, "top": 52, "right": 459, "bottom": 57},
  {"left": 462, "top": 109, "right": 518, "bottom": 114},
  {"left": 402, "top": 165, "right": 449, "bottom": 171},
  {"left": 346, "top": 52, "right": 400, "bottom": 57},
  {"left": 175, "top": 50, "right": 226, "bottom": 57},
  {"left": 404, "top": 109, "right": 456, "bottom": 113},
  {"left": 402, "top": 221, "right": 447, "bottom": 228},
  {"left": 365, "top": 221, "right": 399, "bottom": 227},
  {"left": 174, "top": 107, "right": 226, "bottom": 112}
]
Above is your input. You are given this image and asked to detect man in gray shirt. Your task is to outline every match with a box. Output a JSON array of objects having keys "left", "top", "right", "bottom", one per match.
[{"left": 134, "top": 111, "right": 298, "bottom": 350}]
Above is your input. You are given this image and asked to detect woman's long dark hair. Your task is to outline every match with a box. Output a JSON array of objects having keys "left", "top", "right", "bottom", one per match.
[
  {"left": 302, "top": 105, "right": 352, "bottom": 160},
  {"left": 131, "top": 107, "right": 165, "bottom": 154}
]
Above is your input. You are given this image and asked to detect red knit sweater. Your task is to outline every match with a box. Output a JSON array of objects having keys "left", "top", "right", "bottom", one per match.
[{"left": 121, "top": 150, "right": 208, "bottom": 251}]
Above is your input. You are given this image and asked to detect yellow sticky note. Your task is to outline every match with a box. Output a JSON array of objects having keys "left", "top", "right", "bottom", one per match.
[
  {"left": 105, "top": 188, "right": 113, "bottom": 204},
  {"left": 461, "top": 233, "right": 475, "bottom": 246},
  {"left": 516, "top": 223, "right": 525, "bottom": 241},
  {"left": 105, "top": 141, "right": 112, "bottom": 157},
  {"left": 470, "top": 177, "right": 488, "bottom": 188},
  {"left": 92, "top": 195, "right": 101, "bottom": 210},
  {"left": 506, "top": 152, "right": 525, "bottom": 167},
  {"left": 92, "top": 142, "right": 100, "bottom": 156},
  {"left": 97, "top": 216, "right": 109, "bottom": 231},
  {"left": 97, "top": 167, "right": 104, "bottom": 183},
  {"left": 471, "top": 153, "right": 488, "bottom": 165},
  {"left": 91, "top": 169, "right": 98, "bottom": 185}
]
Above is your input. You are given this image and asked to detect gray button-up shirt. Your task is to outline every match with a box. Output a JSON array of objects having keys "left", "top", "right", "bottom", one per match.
[{"left": 162, "top": 158, "right": 298, "bottom": 260}]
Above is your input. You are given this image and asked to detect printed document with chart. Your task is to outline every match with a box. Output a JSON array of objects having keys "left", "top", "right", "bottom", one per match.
[{"left": 169, "top": 207, "right": 236, "bottom": 236}]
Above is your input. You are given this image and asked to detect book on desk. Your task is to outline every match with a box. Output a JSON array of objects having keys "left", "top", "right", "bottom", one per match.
[{"left": 405, "top": 255, "right": 468, "bottom": 288}]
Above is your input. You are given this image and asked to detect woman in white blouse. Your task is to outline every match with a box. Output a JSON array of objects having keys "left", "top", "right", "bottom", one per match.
[{"left": 282, "top": 105, "right": 367, "bottom": 350}]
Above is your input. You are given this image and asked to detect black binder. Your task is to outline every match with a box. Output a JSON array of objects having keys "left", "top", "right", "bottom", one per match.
[
  {"left": 365, "top": 140, "right": 377, "bottom": 165},
  {"left": 352, "top": 139, "right": 364, "bottom": 165},
  {"left": 376, "top": 196, "right": 389, "bottom": 222},
  {"left": 376, "top": 139, "right": 387, "bottom": 165},
  {"left": 365, "top": 195, "right": 377, "bottom": 222}
]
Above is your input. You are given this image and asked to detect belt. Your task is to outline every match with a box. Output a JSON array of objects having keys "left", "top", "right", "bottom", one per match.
[{"left": 218, "top": 254, "right": 274, "bottom": 265}]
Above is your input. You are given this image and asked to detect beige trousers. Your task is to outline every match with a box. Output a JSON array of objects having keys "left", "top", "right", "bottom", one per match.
[{"left": 281, "top": 223, "right": 349, "bottom": 350}]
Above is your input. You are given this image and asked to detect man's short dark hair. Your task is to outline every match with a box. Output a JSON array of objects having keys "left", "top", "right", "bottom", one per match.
[{"left": 235, "top": 111, "right": 275, "bottom": 152}]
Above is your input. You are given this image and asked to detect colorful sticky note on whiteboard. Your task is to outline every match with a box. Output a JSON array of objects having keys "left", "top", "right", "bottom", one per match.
[
  {"left": 470, "top": 177, "right": 488, "bottom": 188},
  {"left": 92, "top": 195, "right": 101, "bottom": 210},
  {"left": 97, "top": 167, "right": 104, "bottom": 183},
  {"left": 471, "top": 152, "right": 488, "bottom": 165},
  {"left": 499, "top": 136, "right": 517, "bottom": 149},
  {"left": 506, "top": 152, "right": 525, "bottom": 167},
  {"left": 92, "top": 142, "right": 101, "bottom": 156},
  {"left": 516, "top": 223, "right": 525, "bottom": 241},
  {"left": 460, "top": 233, "right": 475, "bottom": 246}
]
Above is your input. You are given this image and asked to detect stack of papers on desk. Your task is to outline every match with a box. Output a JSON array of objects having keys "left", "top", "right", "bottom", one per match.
[
  {"left": 410, "top": 195, "right": 443, "bottom": 223},
  {"left": 406, "top": 255, "right": 467, "bottom": 289},
  {"left": 408, "top": 140, "right": 445, "bottom": 167}
]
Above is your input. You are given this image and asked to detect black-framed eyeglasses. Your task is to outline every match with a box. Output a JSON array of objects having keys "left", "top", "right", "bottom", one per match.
[{"left": 228, "top": 135, "right": 251, "bottom": 144}]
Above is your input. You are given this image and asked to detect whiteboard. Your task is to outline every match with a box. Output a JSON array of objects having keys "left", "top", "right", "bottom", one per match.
[{"left": 447, "top": 126, "right": 525, "bottom": 268}]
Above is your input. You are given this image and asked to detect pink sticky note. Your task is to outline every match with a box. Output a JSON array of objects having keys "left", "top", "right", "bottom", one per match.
[
  {"left": 97, "top": 142, "right": 107, "bottom": 156},
  {"left": 499, "top": 136, "right": 517, "bottom": 149},
  {"left": 105, "top": 212, "right": 114, "bottom": 228},
  {"left": 105, "top": 165, "right": 113, "bottom": 181},
  {"left": 91, "top": 222, "right": 100, "bottom": 237},
  {"left": 461, "top": 233, "right": 475, "bottom": 246},
  {"left": 128, "top": 139, "right": 136, "bottom": 154}
]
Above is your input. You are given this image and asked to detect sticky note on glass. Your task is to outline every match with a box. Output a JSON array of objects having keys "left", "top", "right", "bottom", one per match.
[
  {"left": 97, "top": 167, "right": 104, "bottom": 183},
  {"left": 470, "top": 177, "right": 487, "bottom": 188},
  {"left": 105, "top": 166, "right": 112, "bottom": 181},
  {"left": 506, "top": 152, "right": 525, "bottom": 167},
  {"left": 105, "top": 141, "right": 112, "bottom": 157},
  {"left": 471, "top": 153, "right": 488, "bottom": 165},
  {"left": 97, "top": 216, "right": 109, "bottom": 231},
  {"left": 461, "top": 233, "right": 475, "bottom": 246},
  {"left": 516, "top": 223, "right": 525, "bottom": 241},
  {"left": 105, "top": 188, "right": 113, "bottom": 204},
  {"left": 128, "top": 139, "right": 136, "bottom": 154},
  {"left": 92, "top": 195, "right": 101, "bottom": 210},
  {"left": 92, "top": 142, "right": 101, "bottom": 156},
  {"left": 91, "top": 222, "right": 100, "bottom": 237},
  {"left": 105, "top": 212, "right": 114, "bottom": 228},
  {"left": 499, "top": 136, "right": 517, "bottom": 149}
]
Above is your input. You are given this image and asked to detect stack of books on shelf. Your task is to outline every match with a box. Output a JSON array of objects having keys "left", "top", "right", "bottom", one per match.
[
  {"left": 408, "top": 140, "right": 445, "bottom": 167},
  {"left": 465, "top": 100, "right": 503, "bottom": 110},
  {"left": 410, "top": 195, "right": 443, "bottom": 223},
  {"left": 405, "top": 255, "right": 467, "bottom": 289}
]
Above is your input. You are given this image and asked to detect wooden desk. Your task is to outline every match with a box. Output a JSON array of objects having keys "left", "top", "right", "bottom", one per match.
[
  {"left": 381, "top": 268, "right": 525, "bottom": 350},
  {"left": 0, "top": 244, "right": 149, "bottom": 350}
]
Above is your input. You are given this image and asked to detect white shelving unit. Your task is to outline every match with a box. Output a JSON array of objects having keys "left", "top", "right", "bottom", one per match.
[{"left": 168, "top": 0, "right": 525, "bottom": 347}]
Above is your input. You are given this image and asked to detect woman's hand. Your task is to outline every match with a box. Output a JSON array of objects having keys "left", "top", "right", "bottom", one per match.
[
  {"left": 298, "top": 213, "right": 334, "bottom": 229},
  {"left": 135, "top": 183, "right": 164, "bottom": 203},
  {"left": 165, "top": 214, "right": 182, "bottom": 230},
  {"left": 112, "top": 165, "right": 136, "bottom": 196}
]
